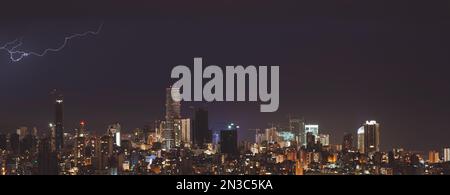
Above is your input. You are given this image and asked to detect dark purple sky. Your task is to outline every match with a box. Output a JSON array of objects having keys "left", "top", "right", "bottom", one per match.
[{"left": 0, "top": 0, "right": 449, "bottom": 151}]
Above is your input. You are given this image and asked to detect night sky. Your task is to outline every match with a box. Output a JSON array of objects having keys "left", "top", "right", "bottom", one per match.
[{"left": 1, "top": 0, "right": 450, "bottom": 151}]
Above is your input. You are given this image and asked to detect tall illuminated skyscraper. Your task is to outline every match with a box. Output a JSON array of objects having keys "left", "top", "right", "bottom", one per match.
[
  {"left": 55, "top": 94, "right": 64, "bottom": 151},
  {"left": 429, "top": 150, "right": 440, "bottom": 164},
  {"left": 165, "top": 87, "right": 181, "bottom": 120},
  {"left": 304, "top": 124, "right": 319, "bottom": 146},
  {"left": 75, "top": 121, "right": 87, "bottom": 167},
  {"left": 178, "top": 118, "right": 191, "bottom": 146},
  {"left": 305, "top": 124, "right": 319, "bottom": 136},
  {"left": 363, "top": 120, "right": 380, "bottom": 153},
  {"left": 444, "top": 147, "right": 450, "bottom": 162},
  {"left": 289, "top": 117, "right": 305, "bottom": 146},
  {"left": 107, "top": 123, "right": 121, "bottom": 147},
  {"left": 172, "top": 119, "right": 189, "bottom": 147},
  {"left": 357, "top": 126, "right": 365, "bottom": 153},
  {"left": 318, "top": 134, "right": 330, "bottom": 146},
  {"left": 163, "top": 87, "right": 181, "bottom": 149}
]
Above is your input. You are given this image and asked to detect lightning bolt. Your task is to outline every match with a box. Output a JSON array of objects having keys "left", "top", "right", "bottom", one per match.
[{"left": 0, "top": 23, "right": 103, "bottom": 62}]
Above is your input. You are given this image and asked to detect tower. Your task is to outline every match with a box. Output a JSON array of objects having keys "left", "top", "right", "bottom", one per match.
[
  {"left": 107, "top": 123, "right": 121, "bottom": 147},
  {"left": 444, "top": 147, "right": 450, "bottom": 162},
  {"left": 193, "top": 107, "right": 210, "bottom": 148},
  {"left": 55, "top": 94, "right": 64, "bottom": 151},
  {"left": 220, "top": 123, "right": 238, "bottom": 155},
  {"left": 304, "top": 124, "right": 319, "bottom": 146},
  {"left": 163, "top": 87, "right": 181, "bottom": 150},
  {"left": 289, "top": 117, "right": 305, "bottom": 146},
  {"left": 357, "top": 126, "right": 365, "bottom": 153},
  {"left": 165, "top": 87, "right": 181, "bottom": 120},
  {"left": 342, "top": 133, "right": 353, "bottom": 152},
  {"left": 363, "top": 120, "right": 380, "bottom": 153}
]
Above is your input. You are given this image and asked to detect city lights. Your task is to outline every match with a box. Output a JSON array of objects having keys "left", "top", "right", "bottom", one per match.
[{"left": 0, "top": 88, "right": 448, "bottom": 176}]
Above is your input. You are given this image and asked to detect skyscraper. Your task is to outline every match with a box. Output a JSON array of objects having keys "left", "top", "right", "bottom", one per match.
[
  {"left": 306, "top": 132, "right": 316, "bottom": 150},
  {"left": 305, "top": 124, "right": 319, "bottom": 136},
  {"left": 165, "top": 87, "right": 181, "bottom": 120},
  {"left": 107, "top": 123, "right": 121, "bottom": 147},
  {"left": 193, "top": 107, "right": 210, "bottom": 148},
  {"left": 38, "top": 137, "right": 58, "bottom": 175},
  {"left": 300, "top": 123, "right": 319, "bottom": 146},
  {"left": 289, "top": 117, "right": 305, "bottom": 146},
  {"left": 98, "top": 135, "right": 113, "bottom": 170},
  {"left": 444, "top": 147, "right": 450, "bottom": 162},
  {"left": 265, "top": 127, "right": 277, "bottom": 143},
  {"left": 55, "top": 94, "right": 64, "bottom": 151},
  {"left": 75, "top": 121, "right": 87, "bottom": 167},
  {"left": 357, "top": 126, "right": 365, "bottom": 153},
  {"left": 428, "top": 150, "right": 440, "bottom": 164},
  {"left": 163, "top": 87, "right": 181, "bottom": 150},
  {"left": 318, "top": 134, "right": 330, "bottom": 146},
  {"left": 220, "top": 123, "right": 238, "bottom": 155},
  {"left": 363, "top": 120, "right": 380, "bottom": 153},
  {"left": 342, "top": 133, "right": 353, "bottom": 152},
  {"left": 178, "top": 118, "right": 191, "bottom": 146}
]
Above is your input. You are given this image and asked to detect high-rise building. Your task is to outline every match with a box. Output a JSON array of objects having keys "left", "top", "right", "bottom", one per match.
[
  {"left": 305, "top": 124, "right": 319, "bottom": 135},
  {"left": 255, "top": 130, "right": 265, "bottom": 145},
  {"left": 38, "top": 137, "right": 58, "bottom": 175},
  {"left": 165, "top": 87, "right": 181, "bottom": 121},
  {"left": 220, "top": 123, "right": 238, "bottom": 155},
  {"left": 132, "top": 128, "right": 145, "bottom": 144},
  {"left": 289, "top": 117, "right": 305, "bottom": 146},
  {"left": 300, "top": 123, "right": 319, "bottom": 146},
  {"left": 162, "top": 87, "right": 181, "bottom": 150},
  {"left": 428, "top": 150, "right": 440, "bottom": 164},
  {"left": 444, "top": 147, "right": 450, "bottom": 162},
  {"left": 318, "top": 134, "right": 330, "bottom": 146},
  {"left": 173, "top": 120, "right": 182, "bottom": 147},
  {"left": 162, "top": 120, "right": 174, "bottom": 150},
  {"left": 55, "top": 94, "right": 64, "bottom": 151},
  {"left": 306, "top": 132, "right": 316, "bottom": 150},
  {"left": 363, "top": 120, "right": 380, "bottom": 153},
  {"left": 74, "top": 121, "right": 87, "bottom": 167},
  {"left": 107, "top": 123, "right": 121, "bottom": 147},
  {"left": 193, "top": 108, "right": 210, "bottom": 148},
  {"left": 265, "top": 127, "right": 277, "bottom": 143},
  {"left": 342, "top": 133, "right": 353, "bottom": 152},
  {"left": 98, "top": 135, "right": 113, "bottom": 170},
  {"left": 357, "top": 126, "right": 365, "bottom": 153},
  {"left": 179, "top": 118, "right": 191, "bottom": 146}
]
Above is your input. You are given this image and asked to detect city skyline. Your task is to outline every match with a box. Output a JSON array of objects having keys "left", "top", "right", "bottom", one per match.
[
  {"left": 1, "top": 1, "right": 450, "bottom": 153},
  {"left": 1, "top": 88, "right": 449, "bottom": 175},
  {"left": 0, "top": 88, "right": 448, "bottom": 155}
]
